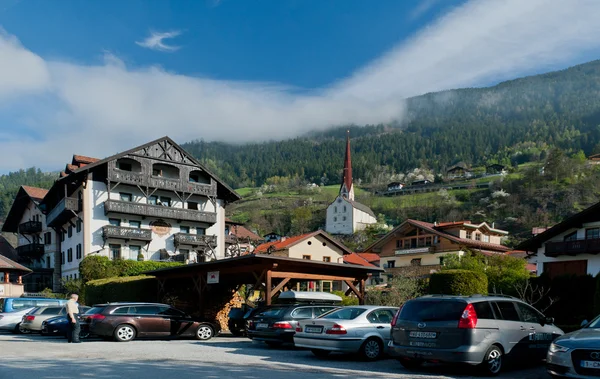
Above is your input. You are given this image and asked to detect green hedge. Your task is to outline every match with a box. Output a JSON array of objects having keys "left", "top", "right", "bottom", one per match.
[
  {"left": 80, "top": 256, "right": 182, "bottom": 281},
  {"left": 85, "top": 275, "right": 158, "bottom": 305},
  {"left": 429, "top": 269, "right": 488, "bottom": 296}
]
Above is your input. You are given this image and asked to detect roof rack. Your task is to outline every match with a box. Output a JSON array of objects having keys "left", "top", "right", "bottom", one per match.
[{"left": 480, "top": 293, "right": 520, "bottom": 300}]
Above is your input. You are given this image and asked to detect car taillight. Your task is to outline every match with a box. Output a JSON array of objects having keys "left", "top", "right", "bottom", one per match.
[
  {"left": 88, "top": 314, "right": 106, "bottom": 321},
  {"left": 272, "top": 321, "right": 293, "bottom": 329},
  {"left": 391, "top": 305, "right": 404, "bottom": 327},
  {"left": 326, "top": 323, "right": 347, "bottom": 335},
  {"left": 25, "top": 315, "right": 35, "bottom": 321},
  {"left": 458, "top": 303, "right": 478, "bottom": 329},
  {"left": 296, "top": 326, "right": 302, "bottom": 332}
]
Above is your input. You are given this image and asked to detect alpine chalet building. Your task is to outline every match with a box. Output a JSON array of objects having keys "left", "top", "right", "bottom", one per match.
[{"left": 3, "top": 137, "right": 240, "bottom": 283}]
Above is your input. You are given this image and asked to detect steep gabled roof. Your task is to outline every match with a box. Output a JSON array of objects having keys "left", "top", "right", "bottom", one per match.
[
  {"left": 2, "top": 186, "right": 48, "bottom": 233},
  {"left": 0, "top": 235, "right": 18, "bottom": 261},
  {"left": 357, "top": 252, "right": 380, "bottom": 263},
  {"left": 254, "top": 230, "right": 353, "bottom": 255},
  {"left": 228, "top": 224, "right": 262, "bottom": 241},
  {"left": 365, "top": 219, "right": 509, "bottom": 253},
  {"left": 49, "top": 136, "right": 240, "bottom": 203},
  {"left": 517, "top": 201, "right": 600, "bottom": 252},
  {"left": 348, "top": 199, "right": 376, "bottom": 218}
]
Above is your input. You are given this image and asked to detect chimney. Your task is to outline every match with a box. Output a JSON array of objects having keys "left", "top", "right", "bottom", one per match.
[
  {"left": 434, "top": 221, "right": 437, "bottom": 226},
  {"left": 280, "top": 236, "right": 287, "bottom": 242}
]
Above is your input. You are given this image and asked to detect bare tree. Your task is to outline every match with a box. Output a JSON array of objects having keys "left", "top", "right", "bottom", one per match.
[{"left": 514, "top": 279, "right": 557, "bottom": 313}]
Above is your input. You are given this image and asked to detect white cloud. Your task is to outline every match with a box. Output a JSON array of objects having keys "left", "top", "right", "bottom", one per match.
[
  {"left": 135, "top": 30, "right": 182, "bottom": 52},
  {"left": 408, "top": 0, "right": 441, "bottom": 21},
  {"left": 2, "top": 0, "right": 600, "bottom": 172}
]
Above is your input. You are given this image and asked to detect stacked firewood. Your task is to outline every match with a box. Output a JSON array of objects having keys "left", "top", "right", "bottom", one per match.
[{"left": 215, "top": 290, "right": 245, "bottom": 331}]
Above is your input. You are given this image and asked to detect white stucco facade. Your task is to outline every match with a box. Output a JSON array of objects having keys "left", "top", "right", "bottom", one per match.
[
  {"left": 533, "top": 221, "right": 600, "bottom": 277},
  {"left": 325, "top": 196, "right": 376, "bottom": 235}
]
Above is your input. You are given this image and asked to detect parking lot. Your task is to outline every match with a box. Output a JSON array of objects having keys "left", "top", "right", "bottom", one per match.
[{"left": 0, "top": 332, "right": 549, "bottom": 379}]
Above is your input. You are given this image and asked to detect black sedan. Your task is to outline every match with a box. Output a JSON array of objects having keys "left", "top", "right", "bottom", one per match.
[{"left": 41, "top": 306, "right": 91, "bottom": 338}]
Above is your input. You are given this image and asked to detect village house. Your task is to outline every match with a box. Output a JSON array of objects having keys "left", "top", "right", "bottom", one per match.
[
  {"left": 486, "top": 164, "right": 507, "bottom": 175},
  {"left": 364, "top": 219, "right": 509, "bottom": 281},
  {"left": 518, "top": 201, "right": 600, "bottom": 277},
  {"left": 225, "top": 218, "right": 262, "bottom": 257},
  {"left": 446, "top": 162, "right": 472, "bottom": 180},
  {"left": 2, "top": 137, "right": 240, "bottom": 282},
  {"left": 588, "top": 153, "right": 600, "bottom": 165},
  {"left": 253, "top": 229, "right": 372, "bottom": 291},
  {"left": 325, "top": 132, "right": 377, "bottom": 235},
  {"left": 0, "top": 254, "right": 31, "bottom": 298},
  {"left": 1, "top": 186, "right": 60, "bottom": 292}
]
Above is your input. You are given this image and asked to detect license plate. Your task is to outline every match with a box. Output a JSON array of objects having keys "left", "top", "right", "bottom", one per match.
[
  {"left": 581, "top": 360, "right": 600, "bottom": 369},
  {"left": 256, "top": 323, "right": 269, "bottom": 329},
  {"left": 304, "top": 326, "right": 323, "bottom": 333},
  {"left": 409, "top": 331, "right": 437, "bottom": 339},
  {"left": 409, "top": 341, "right": 437, "bottom": 348}
]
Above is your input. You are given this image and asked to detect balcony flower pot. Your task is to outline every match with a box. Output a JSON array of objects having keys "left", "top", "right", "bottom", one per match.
[{"left": 137, "top": 252, "right": 145, "bottom": 262}]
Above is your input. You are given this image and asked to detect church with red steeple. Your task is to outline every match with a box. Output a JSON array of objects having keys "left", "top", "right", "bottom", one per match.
[{"left": 325, "top": 131, "right": 377, "bottom": 235}]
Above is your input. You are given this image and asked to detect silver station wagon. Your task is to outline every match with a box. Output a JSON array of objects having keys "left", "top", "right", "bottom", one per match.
[{"left": 388, "top": 295, "right": 564, "bottom": 376}]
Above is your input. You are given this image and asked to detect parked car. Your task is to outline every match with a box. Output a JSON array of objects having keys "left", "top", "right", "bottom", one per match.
[
  {"left": 21, "top": 306, "right": 70, "bottom": 332},
  {"left": 0, "top": 297, "right": 67, "bottom": 313},
  {"left": 85, "top": 302, "right": 220, "bottom": 342},
  {"left": 294, "top": 305, "right": 398, "bottom": 361},
  {"left": 389, "top": 294, "right": 563, "bottom": 376},
  {"left": 0, "top": 307, "right": 36, "bottom": 333},
  {"left": 547, "top": 314, "right": 600, "bottom": 378},
  {"left": 246, "top": 291, "right": 341, "bottom": 347},
  {"left": 41, "top": 306, "right": 92, "bottom": 337}
]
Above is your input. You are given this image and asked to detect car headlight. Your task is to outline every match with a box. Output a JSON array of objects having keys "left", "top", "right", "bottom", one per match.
[{"left": 549, "top": 343, "right": 570, "bottom": 353}]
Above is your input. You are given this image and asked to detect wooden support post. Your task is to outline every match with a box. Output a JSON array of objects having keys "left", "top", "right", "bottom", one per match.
[
  {"left": 252, "top": 270, "right": 266, "bottom": 291},
  {"left": 359, "top": 278, "right": 366, "bottom": 305},
  {"left": 344, "top": 280, "right": 361, "bottom": 299},
  {"left": 266, "top": 270, "right": 272, "bottom": 306},
  {"left": 157, "top": 278, "right": 166, "bottom": 302},
  {"left": 17, "top": 275, "right": 22, "bottom": 285},
  {"left": 271, "top": 278, "right": 291, "bottom": 295},
  {"left": 4, "top": 272, "right": 9, "bottom": 283}
]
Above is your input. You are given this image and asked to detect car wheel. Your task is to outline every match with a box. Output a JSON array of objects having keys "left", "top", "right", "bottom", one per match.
[
  {"left": 113, "top": 324, "right": 136, "bottom": 342},
  {"left": 311, "top": 349, "right": 331, "bottom": 358},
  {"left": 17, "top": 324, "right": 31, "bottom": 334},
  {"left": 360, "top": 338, "right": 384, "bottom": 361},
  {"left": 196, "top": 325, "right": 214, "bottom": 341},
  {"left": 398, "top": 357, "right": 423, "bottom": 369},
  {"left": 479, "top": 344, "right": 503, "bottom": 376}
]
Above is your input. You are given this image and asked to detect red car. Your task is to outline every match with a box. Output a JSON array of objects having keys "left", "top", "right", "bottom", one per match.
[{"left": 85, "top": 302, "right": 219, "bottom": 342}]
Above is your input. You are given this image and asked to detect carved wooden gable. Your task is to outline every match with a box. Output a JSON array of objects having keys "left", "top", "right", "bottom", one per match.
[{"left": 132, "top": 139, "right": 195, "bottom": 165}]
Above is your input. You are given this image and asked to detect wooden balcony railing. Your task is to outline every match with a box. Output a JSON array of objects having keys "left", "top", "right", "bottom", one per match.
[
  {"left": 16, "top": 243, "right": 45, "bottom": 259},
  {"left": 46, "top": 197, "right": 80, "bottom": 227},
  {"left": 18, "top": 221, "right": 42, "bottom": 234},
  {"left": 173, "top": 233, "right": 217, "bottom": 247},
  {"left": 108, "top": 168, "right": 217, "bottom": 197},
  {"left": 102, "top": 225, "right": 153, "bottom": 242},
  {"left": 104, "top": 200, "right": 217, "bottom": 224},
  {"left": 545, "top": 238, "right": 600, "bottom": 257},
  {"left": 394, "top": 246, "right": 435, "bottom": 255}
]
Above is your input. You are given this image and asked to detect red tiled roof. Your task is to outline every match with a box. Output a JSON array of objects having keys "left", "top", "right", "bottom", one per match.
[
  {"left": 22, "top": 186, "right": 49, "bottom": 201},
  {"left": 344, "top": 252, "right": 376, "bottom": 267},
  {"left": 395, "top": 219, "right": 510, "bottom": 253},
  {"left": 229, "top": 224, "right": 262, "bottom": 241},
  {"left": 0, "top": 254, "right": 31, "bottom": 273},
  {"left": 357, "top": 252, "right": 380, "bottom": 263},
  {"left": 255, "top": 231, "right": 318, "bottom": 254},
  {"left": 72, "top": 155, "right": 100, "bottom": 165}
]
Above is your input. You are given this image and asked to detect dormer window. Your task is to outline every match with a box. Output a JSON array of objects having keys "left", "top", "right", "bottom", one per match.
[
  {"left": 152, "top": 163, "right": 179, "bottom": 179},
  {"left": 189, "top": 170, "right": 210, "bottom": 184}
]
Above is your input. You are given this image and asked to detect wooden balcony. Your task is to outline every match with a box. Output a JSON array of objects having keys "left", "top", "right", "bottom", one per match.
[
  {"left": 104, "top": 200, "right": 217, "bottom": 224},
  {"left": 545, "top": 238, "right": 600, "bottom": 257},
  {"left": 173, "top": 233, "right": 217, "bottom": 247},
  {"left": 17, "top": 243, "right": 45, "bottom": 259},
  {"left": 18, "top": 221, "right": 42, "bottom": 234},
  {"left": 394, "top": 246, "right": 435, "bottom": 256},
  {"left": 46, "top": 197, "right": 80, "bottom": 227},
  {"left": 102, "top": 225, "right": 153, "bottom": 242},
  {"left": 108, "top": 168, "right": 217, "bottom": 197}
]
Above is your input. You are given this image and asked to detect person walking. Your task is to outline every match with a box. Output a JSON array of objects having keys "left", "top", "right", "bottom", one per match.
[{"left": 66, "top": 293, "right": 80, "bottom": 343}]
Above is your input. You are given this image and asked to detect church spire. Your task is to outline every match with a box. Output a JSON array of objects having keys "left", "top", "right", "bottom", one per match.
[{"left": 340, "top": 130, "right": 354, "bottom": 201}]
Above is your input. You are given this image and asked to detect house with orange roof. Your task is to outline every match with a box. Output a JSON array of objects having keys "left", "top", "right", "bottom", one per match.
[
  {"left": 225, "top": 218, "right": 262, "bottom": 256},
  {"left": 253, "top": 229, "right": 372, "bottom": 291},
  {"left": 364, "top": 219, "right": 509, "bottom": 281}
]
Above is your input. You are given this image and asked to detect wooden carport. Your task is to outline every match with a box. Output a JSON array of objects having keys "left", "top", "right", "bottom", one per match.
[{"left": 147, "top": 254, "right": 383, "bottom": 313}]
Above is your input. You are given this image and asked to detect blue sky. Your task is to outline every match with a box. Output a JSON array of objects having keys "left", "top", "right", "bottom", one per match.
[{"left": 0, "top": 0, "right": 600, "bottom": 172}]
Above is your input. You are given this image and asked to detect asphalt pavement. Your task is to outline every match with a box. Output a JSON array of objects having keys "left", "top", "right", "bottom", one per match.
[{"left": 0, "top": 332, "right": 549, "bottom": 379}]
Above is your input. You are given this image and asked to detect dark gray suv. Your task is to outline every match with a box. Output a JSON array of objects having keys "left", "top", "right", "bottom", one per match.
[{"left": 388, "top": 295, "right": 564, "bottom": 376}]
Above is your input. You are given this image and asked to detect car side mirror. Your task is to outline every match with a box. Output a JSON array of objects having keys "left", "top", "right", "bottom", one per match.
[
  {"left": 581, "top": 319, "right": 589, "bottom": 327},
  {"left": 545, "top": 317, "right": 554, "bottom": 325}
]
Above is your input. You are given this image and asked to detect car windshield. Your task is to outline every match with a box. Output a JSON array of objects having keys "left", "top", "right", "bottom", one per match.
[
  {"left": 320, "top": 307, "right": 366, "bottom": 320},
  {"left": 586, "top": 316, "right": 600, "bottom": 328},
  {"left": 254, "top": 307, "right": 287, "bottom": 318},
  {"left": 400, "top": 300, "right": 466, "bottom": 322},
  {"left": 86, "top": 307, "right": 105, "bottom": 315}
]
